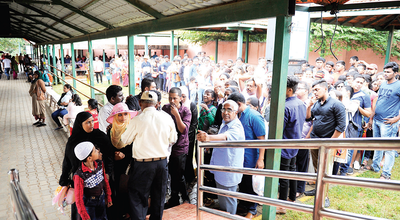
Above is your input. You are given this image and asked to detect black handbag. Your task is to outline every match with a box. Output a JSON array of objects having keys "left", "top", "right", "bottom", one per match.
[{"left": 345, "top": 112, "right": 360, "bottom": 138}]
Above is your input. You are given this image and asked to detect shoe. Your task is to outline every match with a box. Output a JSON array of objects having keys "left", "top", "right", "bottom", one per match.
[
  {"left": 347, "top": 167, "right": 354, "bottom": 175},
  {"left": 245, "top": 212, "right": 254, "bottom": 219},
  {"left": 325, "top": 197, "right": 330, "bottom": 208},
  {"left": 304, "top": 189, "right": 316, "bottom": 196},
  {"left": 296, "top": 192, "right": 304, "bottom": 198},
  {"left": 33, "top": 121, "right": 41, "bottom": 126},
  {"left": 37, "top": 123, "right": 46, "bottom": 127},
  {"left": 276, "top": 207, "right": 286, "bottom": 214},
  {"left": 54, "top": 126, "right": 63, "bottom": 130},
  {"left": 380, "top": 174, "right": 391, "bottom": 180},
  {"left": 354, "top": 161, "right": 361, "bottom": 170}
]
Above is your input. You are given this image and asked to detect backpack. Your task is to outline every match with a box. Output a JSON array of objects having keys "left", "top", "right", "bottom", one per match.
[{"left": 345, "top": 112, "right": 360, "bottom": 138}]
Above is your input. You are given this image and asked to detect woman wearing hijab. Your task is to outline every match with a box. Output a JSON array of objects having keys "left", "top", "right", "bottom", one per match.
[
  {"left": 59, "top": 112, "right": 114, "bottom": 220},
  {"left": 29, "top": 71, "right": 47, "bottom": 127},
  {"left": 106, "top": 103, "right": 137, "bottom": 219},
  {"left": 179, "top": 86, "right": 198, "bottom": 189}
]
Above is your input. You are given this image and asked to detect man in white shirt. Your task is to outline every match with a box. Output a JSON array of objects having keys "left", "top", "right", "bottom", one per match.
[
  {"left": 2, "top": 56, "right": 12, "bottom": 80},
  {"left": 121, "top": 91, "right": 177, "bottom": 220},
  {"left": 93, "top": 57, "right": 104, "bottom": 84},
  {"left": 98, "top": 85, "right": 124, "bottom": 133}
]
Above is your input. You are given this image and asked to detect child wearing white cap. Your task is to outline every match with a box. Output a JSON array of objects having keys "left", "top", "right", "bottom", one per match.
[{"left": 73, "top": 142, "right": 113, "bottom": 220}]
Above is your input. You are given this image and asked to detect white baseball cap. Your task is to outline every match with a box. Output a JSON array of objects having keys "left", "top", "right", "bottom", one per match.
[{"left": 74, "top": 142, "right": 94, "bottom": 161}]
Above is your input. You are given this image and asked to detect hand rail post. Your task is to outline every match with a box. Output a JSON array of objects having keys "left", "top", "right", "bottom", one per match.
[
  {"left": 313, "top": 146, "right": 327, "bottom": 220},
  {"left": 197, "top": 141, "right": 204, "bottom": 220}
]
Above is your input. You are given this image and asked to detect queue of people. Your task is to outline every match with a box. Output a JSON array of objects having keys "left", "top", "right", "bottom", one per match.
[{"left": 47, "top": 49, "right": 400, "bottom": 220}]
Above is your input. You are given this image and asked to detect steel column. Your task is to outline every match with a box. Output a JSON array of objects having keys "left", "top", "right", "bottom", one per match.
[
  {"left": 128, "top": 35, "right": 136, "bottom": 95},
  {"left": 170, "top": 31, "right": 174, "bottom": 59},
  {"left": 385, "top": 26, "right": 395, "bottom": 64},
  {"left": 245, "top": 32, "right": 250, "bottom": 63},
  {"left": 71, "top": 43, "right": 77, "bottom": 88},
  {"left": 46, "top": 45, "right": 50, "bottom": 72},
  {"left": 237, "top": 29, "right": 243, "bottom": 59},
  {"left": 215, "top": 39, "right": 218, "bottom": 63},
  {"left": 115, "top": 37, "right": 118, "bottom": 57},
  {"left": 177, "top": 37, "right": 180, "bottom": 57},
  {"left": 52, "top": 45, "right": 57, "bottom": 84},
  {"left": 88, "top": 40, "right": 95, "bottom": 98},
  {"left": 60, "top": 44, "right": 65, "bottom": 85},
  {"left": 262, "top": 15, "right": 292, "bottom": 220},
  {"left": 145, "top": 36, "right": 149, "bottom": 56}
]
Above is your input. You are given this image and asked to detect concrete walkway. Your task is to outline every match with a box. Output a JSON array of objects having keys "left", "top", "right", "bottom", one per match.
[{"left": 0, "top": 75, "right": 70, "bottom": 219}]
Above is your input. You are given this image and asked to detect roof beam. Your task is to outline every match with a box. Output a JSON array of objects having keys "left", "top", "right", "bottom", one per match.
[
  {"left": 40, "top": 0, "right": 292, "bottom": 45},
  {"left": 366, "top": 15, "right": 390, "bottom": 28},
  {"left": 124, "top": 0, "right": 165, "bottom": 19},
  {"left": 383, "top": 14, "right": 400, "bottom": 30},
  {"left": 340, "top": 16, "right": 357, "bottom": 25},
  {"left": 10, "top": 26, "right": 47, "bottom": 42},
  {"left": 0, "top": 0, "right": 62, "bottom": 5},
  {"left": 9, "top": 9, "right": 72, "bottom": 37},
  {"left": 353, "top": 16, "right": 373, "bottom": 26},
  {"left": 10, "top": 16, "right": 60, "bottom": 40},
  {"left": 11, "top": 24, "right": 52, "bottom": 42},
  {"left": 18, "top": 3, "right": 88, "bottom": 34},
  {"left": 297, "top": 1, "right": 400, "bottom": 13},
  {"left": 50, "top": 0, "right": 113, "bottom": 29}
]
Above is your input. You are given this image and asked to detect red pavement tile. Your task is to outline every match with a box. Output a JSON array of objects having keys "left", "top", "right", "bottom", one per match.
[{"left": 146, "top": 204, "right": 229, "bottom": 220}]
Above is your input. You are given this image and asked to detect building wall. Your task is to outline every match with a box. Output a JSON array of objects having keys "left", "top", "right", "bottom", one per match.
[{"left": 191, "top": 40, "right": 399, "bottom": 71}]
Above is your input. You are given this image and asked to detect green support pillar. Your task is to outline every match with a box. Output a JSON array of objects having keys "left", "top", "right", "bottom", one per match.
[
  {"left": 145, "top": 36, "right": 149, "bottom": 56},
  {"left": 71, "top": 43, "right": 77, "bottom": 88},
  {"left": 52, "top": 45, "right": 57, "bottom": 85},
  {"left": 237, "top": 29, "right": 244, "bottom": 59},
  {"left": 88, "top": 40, "right": 95, "bottom": 98},
  {"left": 170, "top": 31, "right": 175, "bottom": 59},
  {"left": 215, "top": 39, "right": 219, "bottom": 63},
  {"left": 245, "top": 32, "right": 250, "bottom": 63},
  {"left": 128, "top": 35, "right": 136, "bottom": 95},
  {"left": 177, "top": 37, "right": 180, "bottom": 57},
  {"left": 385, "top": 26, "right": 395, "bottom": 64},
  {"left": 60, "top": 44, "right": 65, "bottom": 85},
  {"left": 46, "top": 45, "right": 50, "bottom": 72},
  {"left": 262, "top": 15, "right": 292, "bottom": 220},
  {"left": 115, "top": 37, "right": 118, "bottom": 57},
  {"left": 19, "top": 43, "right": 21, "bottom": 54}
]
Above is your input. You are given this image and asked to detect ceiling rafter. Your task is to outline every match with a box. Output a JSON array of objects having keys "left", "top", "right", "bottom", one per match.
[
  {"left": 50, "top": 0, "right": 113, "bottom": 29},
  {"left": 0, "top": 0, "right": 62, "bottom": 5},
  {"left": 382, "top": 14, "right": 400, "bottom": 30},
  {"left": 10, "top": 25, "right": 47, "bottom": 42},
  {"left": 11, "top": 23, "right": 52, "bottom": 42},
  {"left": 353, "top": 16, "right": 373, "bottom": 26},
  {"left": 18, "top": 3, "right": 88, "bottom": 34},
  {"left": 340, "top": 16, "right": 357, "bottom": 25},
  {"left": 9, "top": 8, "right": 72, "bottom": 37},
  {"left": 124, "top": 0, "right": 165, "bottom": 19},
  {"left": 10, "top": 16, "right": 60, "bottom": 40},
  {"left": 367, "top": 14, "right": 390, "bottom": 28}
]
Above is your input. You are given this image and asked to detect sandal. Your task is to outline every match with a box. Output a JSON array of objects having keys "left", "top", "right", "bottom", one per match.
[
  {"left": 204, "top": 198, "right": 214, "bottom": 207},
  {"left": 380, "top": 174, "right": 390, "bottom": 180}
]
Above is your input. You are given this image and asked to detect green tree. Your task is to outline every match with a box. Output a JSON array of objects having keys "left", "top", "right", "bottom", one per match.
[
  {"left": 0, "top": 38, "right": 30, "bottom": 55},
  {"left": 310, "top": 23, "right": 400, "bottom": 59},
  {"left": 178, "top": 30, "right": 266, "bottom": 45}
]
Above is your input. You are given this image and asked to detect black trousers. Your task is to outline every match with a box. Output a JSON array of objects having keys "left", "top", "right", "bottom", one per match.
[
  {"left": 279, "top": 157, "right": 297, "bottom": 201},
  {"left": 168, "top": 154, "right": 189, "bottom": 205},
  {"left": 128, "top": 159, "right": 168, "bottom": 220},
  {"left": 296, "top": 149, "right": 309, "bottom": 193},
  {"left": 95, "top": 72, "right": 103, "bottom": 83},
  {"left": 238, "top": 174, "right": 258, "bottom": 215},
  {"left": 184, "top": 133, "right": 196, "bottom": 184}
]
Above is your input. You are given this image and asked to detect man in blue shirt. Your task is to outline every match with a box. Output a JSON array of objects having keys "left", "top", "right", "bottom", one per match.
[
  {"left": 341, "top": 74, "right": 371, "bottom": 175},
  {"left": 367, "top": 62, "right": 400, "bottom": 180},
  {"left": 277, "top": 76, "right": 306, "bottom": 214},
  {"left": 227, "top": 92, "right": 265, "bottom": 218},
  {"left": 197, "top": 100, "right": 245, "bottom": 215},
  {"left": 159, "top": 55, "right": 171, "bottom": 92}
]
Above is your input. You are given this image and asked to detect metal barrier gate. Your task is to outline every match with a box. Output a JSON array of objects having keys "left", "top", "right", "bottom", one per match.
[{"left": 197, "top": 138, "right": 400, "bottom": 220}]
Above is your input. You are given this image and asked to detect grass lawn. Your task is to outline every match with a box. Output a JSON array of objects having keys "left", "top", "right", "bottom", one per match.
[{"left": 276, "top": 157, "right": 400, "bottom": 220}]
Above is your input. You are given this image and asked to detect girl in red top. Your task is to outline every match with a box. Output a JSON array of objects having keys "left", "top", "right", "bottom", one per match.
[{"left": 87, "top": 99, "right": 99, "bottom": 129}]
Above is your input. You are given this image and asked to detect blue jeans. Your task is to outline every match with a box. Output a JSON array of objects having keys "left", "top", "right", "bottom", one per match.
[
  {"left": 51, "top": 108, "right": 68, "bottom": 127},
  {"left": 4, "top": 68, "right": 10, "bottom": 78},
  {"left": 83, "top": 193, "right": 108, "bottom": 220},
  {"left": 215, "top": 182, "right": 238, "bottom": 215},
  {"left": 371, "top": 120, "right": 400, "bottom": 177},
  {"left": 340, "top": 130, "right": 363, "bottom": 174}
]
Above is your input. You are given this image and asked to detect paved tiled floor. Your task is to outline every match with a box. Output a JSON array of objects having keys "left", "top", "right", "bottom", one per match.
[{"left": 0, "top": 75, "right": 70, "bottom": 220}]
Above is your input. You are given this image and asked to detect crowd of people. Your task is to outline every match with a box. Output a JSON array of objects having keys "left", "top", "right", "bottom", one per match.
[
  {"left": 0, "top": 53, "right": 32, "bottom": 80},
  {"left": 23, "top": 49, "right": 400, "bottom": 220}
]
